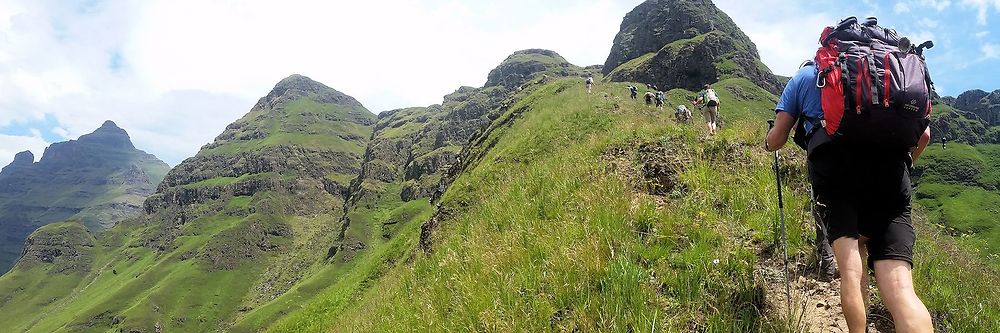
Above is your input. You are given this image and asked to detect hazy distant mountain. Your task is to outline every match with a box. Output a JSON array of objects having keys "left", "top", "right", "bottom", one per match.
[{"left": 0, "top": 121, "right": 169, "bottom": 272}]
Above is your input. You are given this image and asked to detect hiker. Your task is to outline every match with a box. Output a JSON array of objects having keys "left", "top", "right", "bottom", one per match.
[
  {"left": 644, "top": 91, "right": 655, "bottom": 106},
  {"left": 645, "top": 83, "right": 658, "bottom": 91},
  {"left": 627, "top": 85, "right": 638, "bottom": 100},
  {"left": 585, "top": 75, "right": 594, "bottom": 93},
  {"left": 766, "top": 19, "right": 934, "bottom": 332},
  {"left": 696, "top": 84, "right": 720, "bottom": 135},
  {"left": 675, "top": 104, "right": 692, "bottom": 123},
  {"left": 941, "top": 136, "right": 948, "bottom": 149},
  {"left": 655, "top": 91, "right": 665, "bottom": 109}
]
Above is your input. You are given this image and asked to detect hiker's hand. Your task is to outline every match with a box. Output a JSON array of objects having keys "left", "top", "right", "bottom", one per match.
[
  {"left": 765, "top": 113, "right": 795, "bottom": 152},
  {"left": 912, "top": 127, "right": 931, "bottom": 161}
]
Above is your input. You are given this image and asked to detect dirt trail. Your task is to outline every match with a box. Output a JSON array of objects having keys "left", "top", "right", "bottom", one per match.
[
  {"left": 759, "top": 255, "right": 852, "bottom": 332},
  {"left": 758, "top": 254, "right": 894, "bottom": 333}
]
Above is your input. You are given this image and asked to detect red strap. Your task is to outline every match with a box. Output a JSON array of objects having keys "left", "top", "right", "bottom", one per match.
[{"left": 883, "top": 54, "right": 891, "bottom": 107}]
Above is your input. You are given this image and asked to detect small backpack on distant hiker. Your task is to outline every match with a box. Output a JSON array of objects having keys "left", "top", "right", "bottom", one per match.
[
  {"left": 811, "top": 16, "right": 934, "bottom": 149},
  {"left": 701, "top": 87, "right": 720, "bottom": 107}
]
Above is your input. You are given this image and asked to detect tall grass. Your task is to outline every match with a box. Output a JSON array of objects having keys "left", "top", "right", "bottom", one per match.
[{"left": 267, "top": 78, "right": 821, "bottom": 331}]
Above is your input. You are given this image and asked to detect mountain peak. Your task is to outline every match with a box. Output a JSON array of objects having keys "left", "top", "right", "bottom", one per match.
[
  {"left": 11, "top": 150, "right": 34, "bottom": 165},
  {"left": 257, "top": 74, "right": 365, "bottom": 110},
  {"left": 508, "top": 49, "right": 566, "bottom": 60},
  {"left": 484, "top": 49, "right": 582, "bottom": 88},
  {"left": 77, "top": 120, "right": 134, "bottom": 149},
  {"left": 602, "top": 0, "right": 782, "bottom": 94},
  {"left": 0, "top": 150, "right": 34, "bottom": 175}
]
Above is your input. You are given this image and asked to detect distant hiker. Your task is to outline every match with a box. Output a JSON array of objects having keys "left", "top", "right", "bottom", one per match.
[
  {"left": 645, "top": 83, "right": 658, "bottom": 91},
  {"left": 627, "top": 85, "right": 638, "bottom": 100},
  {"left": 767, "top": 18, "right": 934, "bottom": 332},
  {"left": 644, "top": 91, "right": 655, "bottom": 106},
  {"left": 696, "top": 84, "right": 720, "bottom": 135},
  {"left": 941, "top": 136, "right": 948, "bottom": 149},
  {"left": 655, "top": 91, "right": 665, "bottom": 109},
  {"left": 675, "top": 104, "right": 692, "bottom": 123},
  {"left": 585, "top": 75, "right": 594, "bottom": 93},
  {"left": 537, "top": 74, "right": 549, "bottom": 84}
]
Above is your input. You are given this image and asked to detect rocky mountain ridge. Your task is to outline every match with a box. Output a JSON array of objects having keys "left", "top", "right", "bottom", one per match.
[{"left": 0, "top": 121, "right": 169, "bottom": 272}]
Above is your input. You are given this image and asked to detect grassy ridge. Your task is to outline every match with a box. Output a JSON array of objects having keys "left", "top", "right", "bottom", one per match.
[
  {"left": 271, "top": 78, "right": 998, "bottom": 331},
  {"left": 269, "top": 78, "right": 815, "bottom": 331}
]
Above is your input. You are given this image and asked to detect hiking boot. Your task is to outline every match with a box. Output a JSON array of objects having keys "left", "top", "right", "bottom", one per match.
[{"left": 819, "top": 258, "right": 838, "bottom": 282}]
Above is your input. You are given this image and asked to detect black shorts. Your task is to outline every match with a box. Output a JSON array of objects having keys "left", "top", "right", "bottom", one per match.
[{"left": 808, "top": 132, "right": 916, "bottom": 269}]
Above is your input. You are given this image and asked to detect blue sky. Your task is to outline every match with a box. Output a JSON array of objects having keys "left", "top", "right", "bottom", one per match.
[{"left": 1, "top": 0, "right": 998, "bottom": 167}]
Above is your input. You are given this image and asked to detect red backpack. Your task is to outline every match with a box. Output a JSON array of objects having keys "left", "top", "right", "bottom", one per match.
[{"left": 814, "top": 16, "right": 933, "bottom": 149}]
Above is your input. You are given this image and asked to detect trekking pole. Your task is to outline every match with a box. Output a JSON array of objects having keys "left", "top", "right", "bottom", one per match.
[{"left": 767, "top": 119, "right": 792, "bottom": 320}]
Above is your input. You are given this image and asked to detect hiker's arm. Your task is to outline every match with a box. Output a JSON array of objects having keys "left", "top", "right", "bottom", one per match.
[
  {"left": 912, "top": 126, "right": 931, "bottom": 161},
  {"left": 765, "top": 112, "right": 795, "bottom": 151}
]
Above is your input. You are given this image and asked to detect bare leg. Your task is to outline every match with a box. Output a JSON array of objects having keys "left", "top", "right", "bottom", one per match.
[
  {"left": 859, "top": 238, "right": 870, "bottom": 306},
  {"left": 833, "top": 237, "right": 867, "bottom": 332},
  {"left": 874, "top": 260, "right": 932, "bottom": 332}
]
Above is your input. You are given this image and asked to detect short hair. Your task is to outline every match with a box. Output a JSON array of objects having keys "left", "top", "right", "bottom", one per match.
[{"left": 703, "top": 84, "right": 711, "bottom": 89}]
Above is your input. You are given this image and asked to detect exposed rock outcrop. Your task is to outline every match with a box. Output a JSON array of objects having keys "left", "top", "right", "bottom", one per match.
[
  {"left": 486, "top": 49, "right": 586, "bottom": 88},
  {"left": 603, "top": 0, "right": 782, "bottom": 94},
  {"left": 953, "top": 89, "right": 1000, "bottom": 125},
  {"left": 13, "top": 221, "right": 95, "bottom": 274}
]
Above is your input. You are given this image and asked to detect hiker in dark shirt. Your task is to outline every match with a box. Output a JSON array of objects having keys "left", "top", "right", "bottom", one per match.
[{"left": 627, "top": 85, "right": 638, "bottom": 100}]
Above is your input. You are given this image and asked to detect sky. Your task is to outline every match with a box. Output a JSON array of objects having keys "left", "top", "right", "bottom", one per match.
[{"left": 1, "top": 0, "right": 997, "bottom": 167}]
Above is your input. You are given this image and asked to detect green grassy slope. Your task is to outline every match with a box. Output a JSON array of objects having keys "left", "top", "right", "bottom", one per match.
[
  {"left": 267, "top": 78, "right": 803, "bottom": 331},
  {"left": 0, "top": 221, "right": 96, "bottom": 328},
  {"left": 914, "top": 143, "right": 1000, "bottom": 266},
  {"left": 0, "top": 76, "right": 377, "bottom": 332},
  {"left": 266, "top": 78, "right": 998, "bottom": 332}
]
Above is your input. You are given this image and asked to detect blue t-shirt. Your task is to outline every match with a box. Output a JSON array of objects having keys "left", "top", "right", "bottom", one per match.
[{"left": 775, "top": 65, "right": 823, "bottom": 134}]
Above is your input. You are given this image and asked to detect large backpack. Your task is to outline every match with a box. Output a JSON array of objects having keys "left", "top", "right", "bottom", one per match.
[{"left": 814, "top": 16, "right": 933, "bottom": 149}]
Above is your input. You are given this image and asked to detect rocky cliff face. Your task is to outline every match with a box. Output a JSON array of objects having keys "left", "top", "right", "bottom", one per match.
[
  {"left": 12, "top": 221, "right": 95, "bottom": 274},
  {"left": 0, "top": 121, "right": 168, "bottom": 272},
  {"left": 603, "top": 0, "right": 781, "bottom": 94},
  {"left": 953, "top": 89, "right": 1000, "bottom": 126}
]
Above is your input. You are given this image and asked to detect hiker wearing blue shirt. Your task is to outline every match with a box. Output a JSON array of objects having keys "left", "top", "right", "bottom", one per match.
[
  {"left": 770, "top": 60, "right": 837, "bottom": 282},
  {"left": 768, "top": 57, "right": 932, "bottom": 331},
  {"left": 775, "top": 61, "right": 824, "bottom": 136}
]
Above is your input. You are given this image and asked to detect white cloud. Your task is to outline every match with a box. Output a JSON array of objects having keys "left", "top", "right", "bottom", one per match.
[
  {"left": 976, "top": 30, "right": 991, "bottom": 38},
  {"left": 0, "top": 131, "right": 48, "bottom": 167},
  {"left": 714, "top": 0, "right": 835, "bottom": 77},
  {"left": 0, "top": 0, "right": 637, "bottom": 165},
  {"left": 51, "top": 127, "right": 70, "bottom": 139},
  {"left": 919, "top": 0, "right": 953, "bottom": 11},
  {"left": 908, "top": 31, "right": 937, "bottom": 45},
  {"left": 983, "top": 43, "right": 1000, "bottom": 59},
  {"left": 918, "top": 17, "right": 940, "bottom": 28},
  {"left": 895, "top": 1, "right": 912, "bottom": 13},
  {"left": 961, "top": 0, "right": 1000, "bottom": 24}
]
